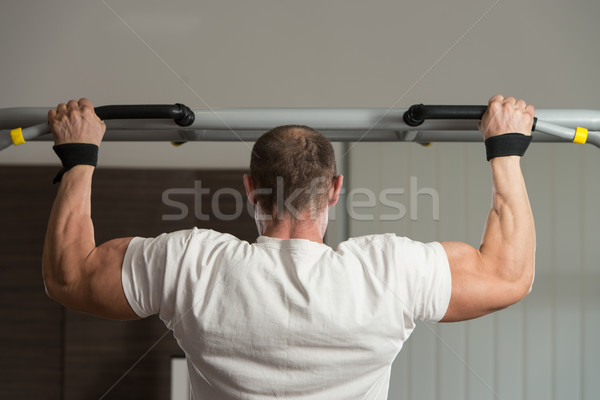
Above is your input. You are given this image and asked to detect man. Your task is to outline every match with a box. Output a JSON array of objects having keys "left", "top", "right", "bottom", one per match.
[{"left": 43, "top": 95, "right": 535, "bottom": 399}]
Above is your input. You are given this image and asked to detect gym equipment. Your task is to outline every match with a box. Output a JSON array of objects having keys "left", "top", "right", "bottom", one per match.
[{"left": 1, "top": 103, "right": 599, "bottom": 151}]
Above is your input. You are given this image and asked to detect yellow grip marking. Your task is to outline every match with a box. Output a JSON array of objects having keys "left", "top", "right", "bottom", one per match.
[
  {"left": 573, "top": 127, "right": 588, "bottom": 144},
  {"left": 10, "top": 128, "right": 25, "bottom": 145}
]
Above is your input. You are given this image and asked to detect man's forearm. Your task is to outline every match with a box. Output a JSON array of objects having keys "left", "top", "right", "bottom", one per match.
[
  {"left": 43, "top": 165, "right": 96, "bottom": 294},
  {"left": 480, "top": 156, "right": 535, "bottom": 286}
]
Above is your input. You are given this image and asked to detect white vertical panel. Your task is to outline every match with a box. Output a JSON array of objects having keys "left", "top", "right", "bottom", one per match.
[
  {"left": 404, "top": 143, "right": 439, "bottom": 243},
  {"left": 582, "top": 146, "right": 600, "bottom": 400},
  {"left": 464, "top": 144, "right": 496, "bottom": 400},
  {"left": 465, "top": 315, "right": 496, "bottom": 400},
  {"left": 391, "top": 339, "right": 412, "bottom": 399},
  {"left": 347, "top": 143, "right": 383, "bottom": 237},
  {"left": 554, "top": 145, "right": 583, "bottom": 399},
  {"left": 379, "top": 143, "right": 413, "bottom": 238},
  {"left": 495, "top": 303, "right": 524, "bottom": 400},
  {"left": 523, "top": 277, "right": 554, "bottom": 400},
  {"left": 436, "top": 143, "right": 468, "bottom": 400},
  {"left": 437, "top": 322, "right": 467, "bottom": 400},
  {"left": 522, "top": 143, "right": 555, "bottom": 400},
  {"left": 408, "top": 322, "right": 437, "bottom": 400},
  {"left": 170, "top": 357, "right": 190, "bottom": 400}
]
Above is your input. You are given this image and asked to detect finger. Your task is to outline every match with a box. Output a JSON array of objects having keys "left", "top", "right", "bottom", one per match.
[
  {"left": 79, "top": 98, "right": 101, "bottom": 121},
  {"left": 489, "top": 94, "right": 504, "bottom": 106},
  {"left": 78, "top": 98, "right": 94, "bottom": 110},
  {"left": 516, "top": 99, "right": 527, "bottom": 109},
  {"left": 57, "top": 103, "right": 67, "bottom": 115},
  {"left": 66, "top": 99, "right": 79, "bottom": 112},
  {"left": 485, "top": 95, "right": 504, "bottom": 119},
  {"left": 525, "top": 104, "right": 535, "bottom": 117},
  {"left": 47, "top": 109, "right": 58, "bottom": 133},
  {"left": 503, "top": 96, "right": 517, "bottom": 106}
]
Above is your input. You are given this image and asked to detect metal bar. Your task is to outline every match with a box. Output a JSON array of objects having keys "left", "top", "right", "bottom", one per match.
[
  {"left": 3, "top": 107, "right": 600, "bottom": 131},
  {"left": 533, "top": 120, "right": 574, "bottom": 141},
  {"left": 18, "top": 129, "right": 596, "bottom": 145},
  {"left": 2, "top": 107, "right": 600, "bottom": 150}
]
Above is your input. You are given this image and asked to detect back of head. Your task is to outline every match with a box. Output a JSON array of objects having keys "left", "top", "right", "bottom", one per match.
[{"left": 250, "top": 125, "right": 337, "bottom": 219}]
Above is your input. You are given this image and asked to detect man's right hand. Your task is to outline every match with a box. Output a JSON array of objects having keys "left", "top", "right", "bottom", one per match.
[
  {"left": 479, "top": 94, "right": 535, "bottom": 140},
  {"left": 48, "top": 98, "right": 106, "bottom": 146}
]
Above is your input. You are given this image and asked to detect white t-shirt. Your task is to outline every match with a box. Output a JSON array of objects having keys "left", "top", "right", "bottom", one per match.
[{"left": 122, "top": 228, "right": 451, "bottom": 400}]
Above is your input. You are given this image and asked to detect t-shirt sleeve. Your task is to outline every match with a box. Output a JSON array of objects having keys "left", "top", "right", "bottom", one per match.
[
  {"left": 121, "top": 230, "right": 193, "bottom": 320},
  {"left": 386, "top": 235, "right": 452, "bottom": 322},
  {"left": 410, "top": 241, "right": 452, "bottom": 322}
]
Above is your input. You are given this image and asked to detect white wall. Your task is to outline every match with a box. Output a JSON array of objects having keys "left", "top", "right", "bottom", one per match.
[{"left": 1, "top": 0, "right": 599, "bottom": 399}]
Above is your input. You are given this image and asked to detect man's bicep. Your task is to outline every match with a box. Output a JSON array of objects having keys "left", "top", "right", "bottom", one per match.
[
  {"left": 439, "top": 241, "right": 521, "bottom": 322},
  {"left": 78, "top": 237, "right": 140, "bottom": 320}
]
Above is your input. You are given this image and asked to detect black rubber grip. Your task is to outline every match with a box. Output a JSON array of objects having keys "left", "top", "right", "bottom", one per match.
[
  {"left": 403, "top": 105, "right": 487, "bottom": 126},
  {"left": 94, "top": 103, "right": 195, "bottom": 126},
  {"left": 403, "top": 104, "right": 537, "bottom": 131}
]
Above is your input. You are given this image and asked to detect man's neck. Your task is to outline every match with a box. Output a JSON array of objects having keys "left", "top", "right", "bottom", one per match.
[{"left": 258, "top": 213, "right": 327, "bottom": 244}]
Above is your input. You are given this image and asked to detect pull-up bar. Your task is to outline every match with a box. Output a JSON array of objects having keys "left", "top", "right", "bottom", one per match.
[{"left": 1, "top": 104, "right": 599, "bottom": 151}]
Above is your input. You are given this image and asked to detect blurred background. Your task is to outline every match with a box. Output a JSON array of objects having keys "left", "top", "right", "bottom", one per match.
[{"left": 0, "top": 0, "right": 599, "bottom": 399}]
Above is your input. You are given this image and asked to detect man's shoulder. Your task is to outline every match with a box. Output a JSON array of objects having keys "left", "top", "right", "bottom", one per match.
[
  {"left": 339, "top": 234, "right": 438, "bottom": 257},
  {"left": 189, "top": 227, "right": 242, "bottom": 241}
]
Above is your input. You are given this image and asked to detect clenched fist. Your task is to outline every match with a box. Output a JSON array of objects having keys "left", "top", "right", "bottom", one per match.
[
  {"left": 48, "top": 98, "right": 105, "bottom": 146},
  {"left": 479, "top": 95, "right": 535, "bottom": 141}
]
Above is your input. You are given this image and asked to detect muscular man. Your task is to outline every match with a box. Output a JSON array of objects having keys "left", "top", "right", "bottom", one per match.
[{"left": 43, "top": 95, "right": 535, "bottom": 399}]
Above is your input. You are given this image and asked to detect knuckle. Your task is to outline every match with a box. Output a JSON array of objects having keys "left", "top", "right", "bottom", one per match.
[{"left": 489, "top": 101, "right": 501, "bottom": 111}]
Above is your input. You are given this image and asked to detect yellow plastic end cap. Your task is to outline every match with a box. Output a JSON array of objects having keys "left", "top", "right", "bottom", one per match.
[
  {"left": 573, "top": 127, "right": 588, "bottom": 144},
  {"left": 10, "top": 128, "right": 25, "bottom": 145}
]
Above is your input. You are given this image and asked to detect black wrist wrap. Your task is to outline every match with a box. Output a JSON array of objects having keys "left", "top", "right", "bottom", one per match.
[
  {"left": 484, "top": 133, "right": 532, "bottom": 161},
  {"left": 52, "top": 143, "right": 98, "bottom": 184}
]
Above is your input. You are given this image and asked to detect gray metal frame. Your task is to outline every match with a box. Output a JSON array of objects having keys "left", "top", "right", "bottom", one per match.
[{"left": 2, "top": 107, "right": 600, "bottom": 150}]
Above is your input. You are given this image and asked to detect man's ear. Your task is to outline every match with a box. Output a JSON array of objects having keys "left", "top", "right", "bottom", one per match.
[
  {"left": 328, "top": 175, "right": 343, "bottom": 207},
  {"left": 243, "top": 174, "right": 258, "bottom": 205}
]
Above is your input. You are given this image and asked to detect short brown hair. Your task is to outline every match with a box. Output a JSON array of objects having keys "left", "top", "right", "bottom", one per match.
[{"left": 250, "top": 125, "right": 337, "bottom": 218}]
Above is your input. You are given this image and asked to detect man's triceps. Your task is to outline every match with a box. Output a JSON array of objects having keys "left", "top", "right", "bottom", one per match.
[{"left": 76, "top": 237, "right": 140, "bottom": 320}]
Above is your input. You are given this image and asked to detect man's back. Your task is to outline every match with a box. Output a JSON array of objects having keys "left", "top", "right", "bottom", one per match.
[{"left": 122, "top": 228, "right": 451, "bottom": 399}]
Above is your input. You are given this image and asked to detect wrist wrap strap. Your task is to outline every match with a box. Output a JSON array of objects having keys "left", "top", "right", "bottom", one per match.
[
  {"left": 53, "top": 143, "right": 98, "bottom": 184},
  {"left": 485, "top": 133, "right": 532, "bottom": 161}
]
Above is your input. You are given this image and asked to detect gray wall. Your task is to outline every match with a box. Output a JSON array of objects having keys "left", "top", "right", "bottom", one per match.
[{"left": 1, "top": 0, "right": 599, "bottom": 399}]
